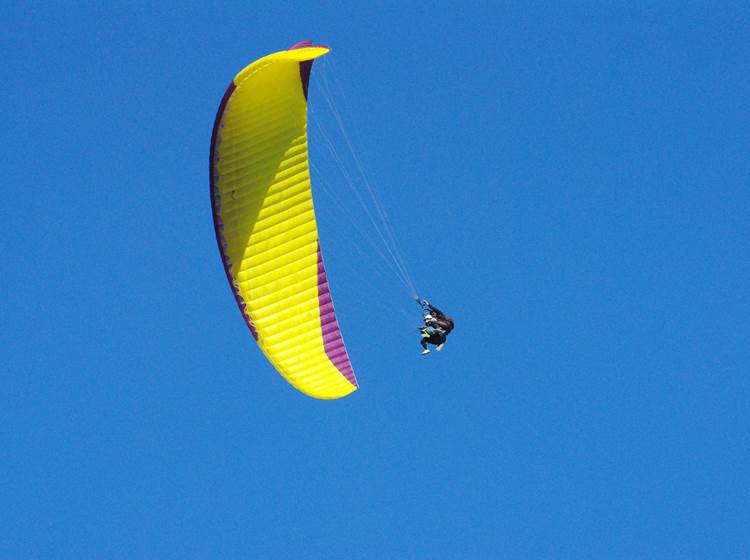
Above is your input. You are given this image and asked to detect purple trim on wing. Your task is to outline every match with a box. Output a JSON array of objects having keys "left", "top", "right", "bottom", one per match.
[
  {"left": 287, "top": 40, "right": 330, "bottom": 51},
  {"left": 299, "top": 60, "right": 313, "bottom": 100},
  {"left": 316, "top": 242, "right": 358, "bottom": 387},
  {"left": 209, "top": 80, "right": 258, "bottom": 341},
  {"left": 287, "top": 40, "right": 328, "bottom": 100}
]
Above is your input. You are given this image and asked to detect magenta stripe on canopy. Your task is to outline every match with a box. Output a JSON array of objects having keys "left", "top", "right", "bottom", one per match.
[
  {"left": 316, "top": 242, "right": 358, "bottom": 387},
  {"left": 209, "top": 80, "right": 258, "bottom": 341}
]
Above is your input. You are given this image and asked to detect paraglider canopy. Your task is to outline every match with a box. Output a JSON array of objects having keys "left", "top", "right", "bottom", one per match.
[{"left": 210, "top": 41, "right": 358, "bottom": 399}]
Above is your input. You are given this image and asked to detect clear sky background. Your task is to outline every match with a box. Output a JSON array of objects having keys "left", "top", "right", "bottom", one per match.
[{"left": 2, "top": 2, "right": 749, "bottom": 559}]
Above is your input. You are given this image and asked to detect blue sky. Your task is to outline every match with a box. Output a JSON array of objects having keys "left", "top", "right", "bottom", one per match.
[{"left": 2, "top": 2, "right": 749, "bottom": 558}]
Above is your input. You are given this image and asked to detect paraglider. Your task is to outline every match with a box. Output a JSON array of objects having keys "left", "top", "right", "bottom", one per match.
[
  {"left": 209, "top": 41, "right": 358, "bottom": 399},
  {"left": 210, "top": 40, "right": 452, "bottom": 398},
  {"left": 417, "top": 299, "right": 455, "bottom": 355}
]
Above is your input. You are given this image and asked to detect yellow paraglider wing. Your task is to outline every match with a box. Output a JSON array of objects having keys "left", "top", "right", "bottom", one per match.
[{"left": 210, "top": 42, "right": 358, "bottom": 399}]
